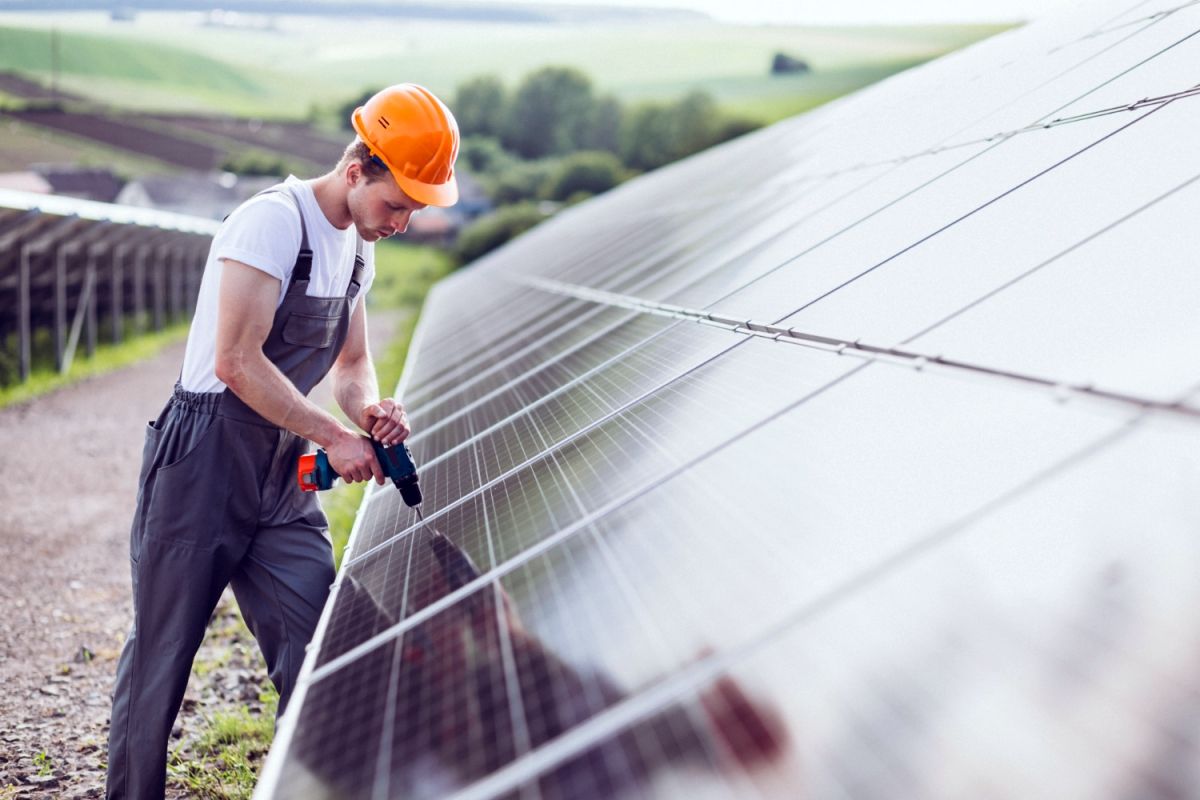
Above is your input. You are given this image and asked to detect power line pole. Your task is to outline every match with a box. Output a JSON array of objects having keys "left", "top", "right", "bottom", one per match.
[{"left": 50, "top": 26, "right": 59, "bottom": 102}]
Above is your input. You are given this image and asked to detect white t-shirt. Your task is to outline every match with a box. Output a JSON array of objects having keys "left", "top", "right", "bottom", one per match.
[{"left": 180, "top": 176, "right": 376, "bottom": 392}]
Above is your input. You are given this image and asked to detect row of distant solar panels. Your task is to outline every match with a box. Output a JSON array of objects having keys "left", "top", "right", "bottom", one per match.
[
  {"left": 0, "top": 191, "right": 215, "bottom": 381},
  {"left": 259, "top": 1, "right": 1200, "bottom": 797}
]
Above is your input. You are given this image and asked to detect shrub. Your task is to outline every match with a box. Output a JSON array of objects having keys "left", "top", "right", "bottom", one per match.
[
  {"left": 455, "top": 76, "right": 508, "bottom": 138},
  {"left": 540, "top": 150, "right": 628, "bottom": 201},
  {"left": 487, "top": 159, "right": 560, "bottom": 205},
  {"left": 459, "top": 135, "right": 517, "bottom": 175},
  {"left": 455, "top": 202, "right": 551, "bottom": 263},
  {"left": 501, "top": 66, "right": 595, "bottom": 158}
]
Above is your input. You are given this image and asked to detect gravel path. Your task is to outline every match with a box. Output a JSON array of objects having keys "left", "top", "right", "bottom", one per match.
[{"left": 0, "top": 310, "right": 400, "bottom": 798}]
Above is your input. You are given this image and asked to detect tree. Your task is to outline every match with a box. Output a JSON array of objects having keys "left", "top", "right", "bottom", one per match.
[
  {"left": 583, "top": 94, "right": 623, "bottom": 154},
  {"left": 712, "top": 116, "right": 762, "bottom": 145},
  {"left": 771, "top": 53, "right": 810, "bottom": 75},
  {"left": 669, "top": 91, "right": 718, "bottom": 159},
  {"left": 337, "top": 87, "right": 379, "bottom": 132},
  {"left": 619, "top": 102, "right": 677, "bottom": 172},
  {"left": 488, "top": 159, "right": 560, "bottom": 205},
  {"left": 459, "top": 135, "right": 517, "bottom": 174},
  {"left": 540, "top": 151, "right": 628, "bottom": 202},
  {"left": 502, "top": 66, "right": 595, "bottom": 159},
  {"left": 454, "top": 76, "right": 507, "bottom": 138},
  {"left": 618, "top": 91, "right": 749, "bottom": 172},
  {"left": 455, "top": 202, "right": 551, "bottom": 263}
]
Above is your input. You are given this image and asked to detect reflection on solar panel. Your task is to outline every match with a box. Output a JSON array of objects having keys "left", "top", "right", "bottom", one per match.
[{"left": 257, "top": 1, "right": 1200, "bottom": 796}]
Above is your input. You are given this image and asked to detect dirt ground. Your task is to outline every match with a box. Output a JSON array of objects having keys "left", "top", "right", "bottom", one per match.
[{"left": 0, "top": 311, "right": 398, "bottom": 798}]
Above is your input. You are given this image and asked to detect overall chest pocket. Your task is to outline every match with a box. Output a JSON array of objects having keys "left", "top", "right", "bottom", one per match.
[{"left": 281, "top": 312, "right": 341, "bottom": 348}]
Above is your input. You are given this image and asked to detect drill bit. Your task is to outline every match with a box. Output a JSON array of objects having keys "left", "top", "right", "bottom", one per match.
[{"left": 415, "top": 506, "right": 424, "bottom": 523}]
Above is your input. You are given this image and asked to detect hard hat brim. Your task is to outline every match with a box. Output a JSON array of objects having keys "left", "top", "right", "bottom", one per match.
[{"left": 394, "top": 170, "right": 459, "bottom": 208}]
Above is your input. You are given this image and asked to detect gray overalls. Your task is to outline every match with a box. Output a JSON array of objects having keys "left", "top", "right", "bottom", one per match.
[{"left": 107, "top": 186, "right": 365, "bottom": 800}]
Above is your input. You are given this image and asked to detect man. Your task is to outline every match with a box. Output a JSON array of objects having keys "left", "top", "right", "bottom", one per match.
[{"left": 106, "top": 83, "right": 460, "bottom": 800}]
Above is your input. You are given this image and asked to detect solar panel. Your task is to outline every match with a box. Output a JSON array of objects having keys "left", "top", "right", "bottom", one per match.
[{"left": 256, "top": 1, "right": 1200, "bottom": 796}]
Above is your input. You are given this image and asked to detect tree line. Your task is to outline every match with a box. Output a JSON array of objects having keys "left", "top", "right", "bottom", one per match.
[{"left": 342, "top": 66, "right": 762, "bottom": 261}]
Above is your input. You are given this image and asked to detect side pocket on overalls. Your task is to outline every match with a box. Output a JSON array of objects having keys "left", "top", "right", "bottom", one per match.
[
  {"left": 129, "top": 417, "right": 165, "bottom": 567},
  {"left": 142, "top": 411, "right": 228, "bottom": 549}
]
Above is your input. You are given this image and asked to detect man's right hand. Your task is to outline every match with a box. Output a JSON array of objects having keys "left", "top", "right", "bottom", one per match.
[{"left": 326, "top": 430, "right": 385, "bottom": 485}]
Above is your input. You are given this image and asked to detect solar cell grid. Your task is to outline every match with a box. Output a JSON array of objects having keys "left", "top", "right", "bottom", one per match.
[
  {"left": 404, "top": 297, "right": 597, "bottom": 407},
  {"left": 781, "top": 97, "right": 1197, "bottom": 348},
  {"left": 907, "top": 164, "right": 1200, "bottom": 402},
  {"left": 406, "top": 283, "right": 569, "bottom": 369},
  {"left": 407, "top": 308, "right": 640, "bottom": 423},
  {"left": 273, "top": 637, "right": 400, "bottom": 798},
  {"left": 720, "top": 105, "right": 1165, "bottom": 326},
  {"left": 407, "top": 313, "right": 678, "bottom": 449},
  {"left": 345, "top": 337, "right": 858, "bottom": 623},
  {"left": 288, "top": 571, "right": 740, "bottom": 800},
  {"left": 515, "top": 205, "right": 705, "bottom": 286}
]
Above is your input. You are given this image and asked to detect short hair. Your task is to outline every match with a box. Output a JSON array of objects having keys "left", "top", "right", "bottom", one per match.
[{"left": 338, "top": 138, "right": 390, "bottom": 183}]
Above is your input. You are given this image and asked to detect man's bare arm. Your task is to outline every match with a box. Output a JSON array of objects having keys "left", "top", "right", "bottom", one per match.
[
  {"left": 331, "top": 300, "right": 411, "bottom": 446},
  {"left": 214, "top": 259, "right": 383, "bottom": 483}
]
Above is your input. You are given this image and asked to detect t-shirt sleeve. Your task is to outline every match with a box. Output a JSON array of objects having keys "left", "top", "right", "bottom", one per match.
[{"left": 213, "top": 193, "right": 302, "bottom": 282}]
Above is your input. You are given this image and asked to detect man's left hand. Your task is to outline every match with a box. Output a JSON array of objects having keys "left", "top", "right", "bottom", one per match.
[{"left": 362, "top": 398, "right": 411, "bottom": 446}]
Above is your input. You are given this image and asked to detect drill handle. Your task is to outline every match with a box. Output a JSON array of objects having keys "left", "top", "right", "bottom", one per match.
[
  {"left": 297, "top": 449, "right": 339, "bottom": 492},
  {"left": 298, "top": 440, "right": 422, "bottom": 508}
]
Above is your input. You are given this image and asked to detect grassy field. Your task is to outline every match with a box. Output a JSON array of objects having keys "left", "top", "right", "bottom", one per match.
[
  {"left": 0, "top": 322, "right": 190, "bottom": 408},
  {"left": 0, "top": 12, "right": 1007, "bottom": 123}
]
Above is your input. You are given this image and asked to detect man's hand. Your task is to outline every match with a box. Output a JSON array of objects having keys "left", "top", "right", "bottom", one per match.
[
  {"left": 326, "top": 430, "right": 386, "bottom": 485},
  {"left": 362, "top": 398, "right": 411, "bottom": 446}
]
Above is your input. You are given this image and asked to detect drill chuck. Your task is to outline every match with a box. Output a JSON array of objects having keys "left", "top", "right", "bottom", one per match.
[{"left": 298, "top": 439, "right": 423, "bottom": 508}]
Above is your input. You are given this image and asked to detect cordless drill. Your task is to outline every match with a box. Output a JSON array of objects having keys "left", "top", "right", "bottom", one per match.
[{"left": 298, "top": 439, "right": 422, "bottom": 508}]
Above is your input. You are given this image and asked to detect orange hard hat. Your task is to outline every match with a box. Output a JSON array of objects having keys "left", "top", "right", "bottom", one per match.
[{"left": 351, "top": 84, "right": 460, "bottom": 207}]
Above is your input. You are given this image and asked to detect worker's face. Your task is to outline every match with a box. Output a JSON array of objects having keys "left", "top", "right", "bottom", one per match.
[{"left": 346, "top": 164, "right": 427, "bottom": 242}]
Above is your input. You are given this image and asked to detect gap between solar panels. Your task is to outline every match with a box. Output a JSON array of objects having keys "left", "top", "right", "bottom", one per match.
[
  {"left": 749, "top": 76, "right": 1200, "bottom": 196},
  {"left": 516, "top": 276, "right": 1200, "bottom": 421}
]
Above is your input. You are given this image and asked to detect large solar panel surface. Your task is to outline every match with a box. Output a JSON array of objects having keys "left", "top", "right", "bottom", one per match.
[{"left": 256, "top": 1, "right": 1200, "bottom": 796}]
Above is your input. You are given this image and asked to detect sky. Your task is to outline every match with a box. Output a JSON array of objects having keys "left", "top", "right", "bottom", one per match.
[{"left": 513, "top": 0, "right": 1083, "bottom": 25}]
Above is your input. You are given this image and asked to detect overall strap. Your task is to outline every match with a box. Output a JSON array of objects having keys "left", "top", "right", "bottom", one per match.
[
  {"left": 236, "top": 182, "right": 359, "bottom": 295},
  {"left": 346, "top": 235, "right": 366, "bottom": 299},
  {"left": 227, "top": 183, "right": 312, "bottom": 290},
  {"left": 278, "top": 185, "right": 313, "bottom": 286}
]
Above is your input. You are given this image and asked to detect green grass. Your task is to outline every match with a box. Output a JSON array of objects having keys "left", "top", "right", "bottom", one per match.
[
  {"left": 0, "top": 322, "right": 189, "bottom": 408},
  {"left": 0, "top": 24, "right": 266, "bottom": 97},
  {"left": 168, "top": 598, "right": 278, "bottom": 799},
  {"left": 167, "top": 688, "right": 278, "bottom": 800},
  {"left": 0, "top": 12, "right": 1008, "bottom": 122},
  {"left": 369, "top": 241, "right": 457, "bottom": 309}
]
